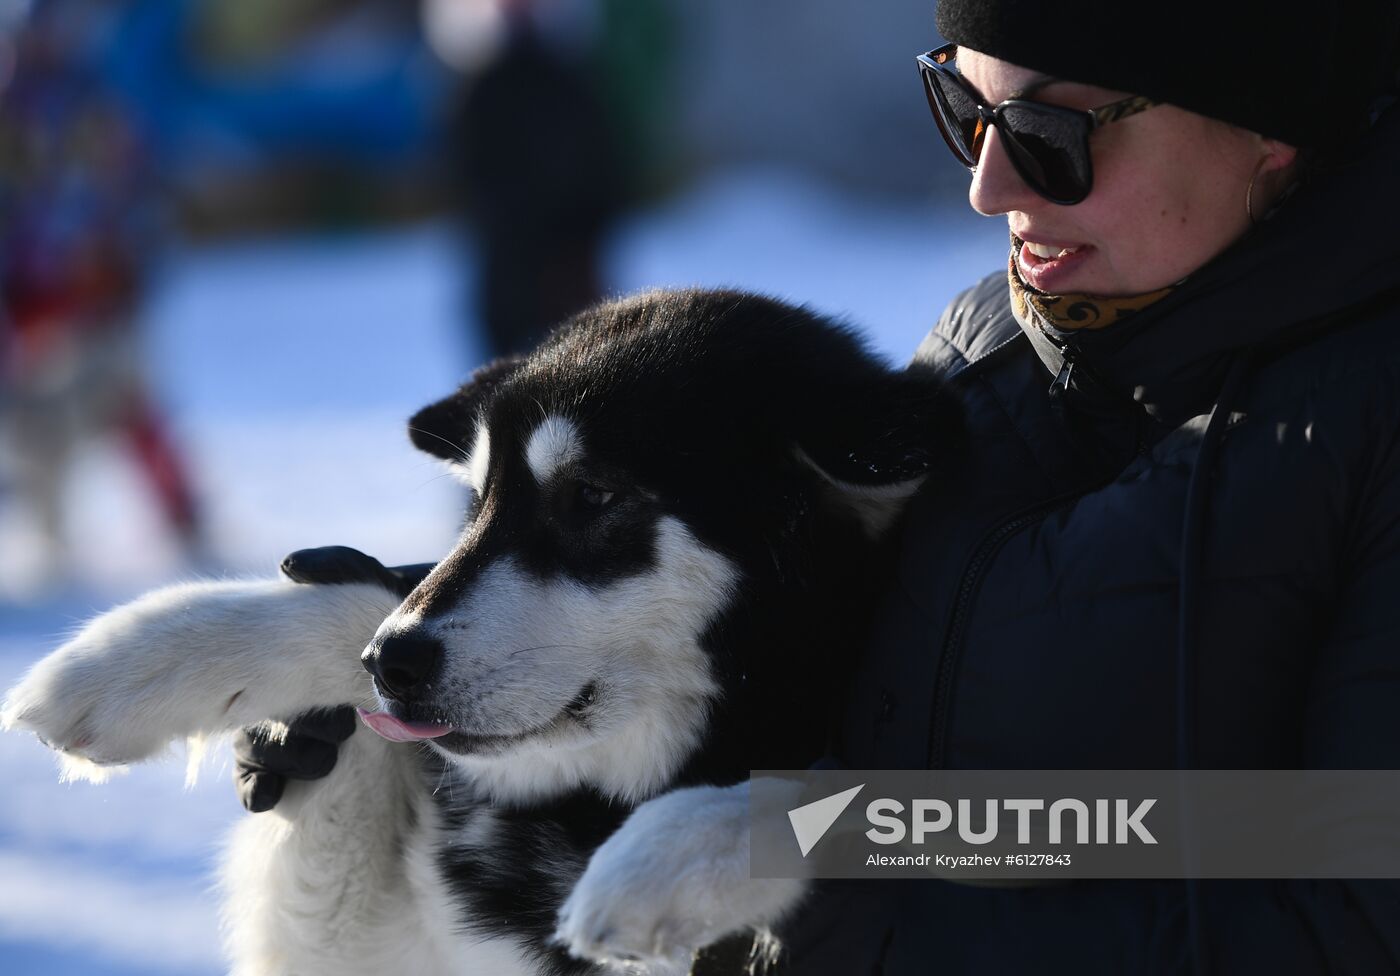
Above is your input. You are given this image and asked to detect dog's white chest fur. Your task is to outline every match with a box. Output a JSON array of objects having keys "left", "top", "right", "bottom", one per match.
[{"left": 223, "top": 732, "right": 535, "bottom": 976}]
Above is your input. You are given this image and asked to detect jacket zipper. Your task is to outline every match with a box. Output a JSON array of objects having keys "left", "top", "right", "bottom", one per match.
[
  {"left": 1049, "top": 354, "right": 1074, "bottom": 400},
  {"left": 926, "top": 358, "right": 1150, "bottom": 768},
  {"left": 925, "top": 494, "right": 1077, "bottom": 769}
]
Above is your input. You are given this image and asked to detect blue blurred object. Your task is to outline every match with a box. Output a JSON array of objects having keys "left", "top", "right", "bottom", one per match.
[{"left": 101, "top": 0, "right": 446, "bottom": 172}]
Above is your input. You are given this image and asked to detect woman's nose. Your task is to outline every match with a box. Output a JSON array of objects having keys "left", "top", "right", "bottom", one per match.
[{"left": 968, "top": 125, "right": 1038, "bottom": 217}]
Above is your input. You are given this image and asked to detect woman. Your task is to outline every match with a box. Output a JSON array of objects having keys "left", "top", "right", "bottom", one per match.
[
  {"left": 783, "top": 1, "right": 1400, "bottom": 972},
  {"left": 235, "top": 1, "right": 1400, "bottom": 972}
]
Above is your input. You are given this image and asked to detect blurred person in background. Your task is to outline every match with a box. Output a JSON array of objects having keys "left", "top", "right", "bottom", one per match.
[
  {"left": 427, "top": 0, "right": 672, "bottom": 357},
  {"left": 0, "top": 0, "right": 450, "bottom": 589},
  {"left": 0, "top": 0, "right": 201, "bottom": 588}
]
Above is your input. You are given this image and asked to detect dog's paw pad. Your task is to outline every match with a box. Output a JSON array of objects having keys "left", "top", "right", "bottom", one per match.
[{"left": 554, "top": 890, "right": 699, "bottom": 973}]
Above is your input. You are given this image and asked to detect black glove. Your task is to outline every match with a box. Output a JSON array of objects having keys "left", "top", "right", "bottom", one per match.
[
  {"left": 232, "top": 546, "right": 435, "bottom": 813},
  {"left": 233, "top": 706, "right": 358, "bottom": 813},
  {"left": 278, "top": 545, "right": 435, "bottom": 600}
]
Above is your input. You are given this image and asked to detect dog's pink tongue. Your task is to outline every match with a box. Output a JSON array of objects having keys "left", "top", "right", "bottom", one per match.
[{"left": 356, "top": 708, "right": 454, "bottom": 743}]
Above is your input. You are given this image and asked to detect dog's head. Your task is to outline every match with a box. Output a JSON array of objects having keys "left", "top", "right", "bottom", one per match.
[{"left": 359, "top": 289, "right": 959, "bottom": 802}]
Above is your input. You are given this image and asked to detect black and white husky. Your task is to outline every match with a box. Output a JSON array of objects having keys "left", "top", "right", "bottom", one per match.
[{"left": 2, "top": 289, "right": 957, "bottom": 975}]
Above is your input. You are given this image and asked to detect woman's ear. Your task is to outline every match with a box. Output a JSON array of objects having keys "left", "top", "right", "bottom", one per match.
[
  {"left": 1259, "top": 136, "right": 1299, "bottom": 173},
  {"left": 1246, "top": 133, "right": 1300, "bottom": 220}
]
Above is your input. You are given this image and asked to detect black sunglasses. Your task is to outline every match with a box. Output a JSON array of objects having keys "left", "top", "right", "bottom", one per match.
[{"left": 916, "top": 44, "right": 1157, "bottom": 205}]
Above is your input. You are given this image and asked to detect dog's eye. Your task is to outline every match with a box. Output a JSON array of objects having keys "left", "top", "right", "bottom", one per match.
[{"left": 578, "top": 484, "right": 615, "bottom": 509}]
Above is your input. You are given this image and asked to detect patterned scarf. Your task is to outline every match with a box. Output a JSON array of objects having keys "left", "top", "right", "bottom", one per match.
[{"left": 1007, "top": 233, "right": 1178, "bottom": 331}]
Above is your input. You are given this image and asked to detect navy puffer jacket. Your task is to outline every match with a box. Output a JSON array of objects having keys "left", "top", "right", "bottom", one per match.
[{"left": 785, "top": 102, "right": 1400, "bottom": 973}]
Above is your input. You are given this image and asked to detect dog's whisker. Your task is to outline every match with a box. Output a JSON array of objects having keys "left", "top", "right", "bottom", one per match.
[
  {"left": 407, "top": 425, "right": 472, "bottom": 466},
  {"left": 410, "top": 468, "right": 462, "bottom": 493},
  {"left": 504, "top": 643, "right": 597, "bottom": 659}
]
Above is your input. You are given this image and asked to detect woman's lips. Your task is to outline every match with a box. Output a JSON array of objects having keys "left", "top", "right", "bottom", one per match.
[
  {"left": 357, "top": 707, "right": 454, "bottom": 743},
  {"left": 1016, "top": 238, "right": 1094, "bottom": 292}
]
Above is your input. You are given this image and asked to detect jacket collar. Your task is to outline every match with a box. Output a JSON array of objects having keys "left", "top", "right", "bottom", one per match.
[{"left": 1014, "top": 101, "right": 1400, "bottom": 430}]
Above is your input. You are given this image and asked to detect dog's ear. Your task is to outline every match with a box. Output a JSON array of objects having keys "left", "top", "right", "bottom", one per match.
[
  {"left": 792, "top": 364, "right": 963, "bottom": 537},
  {"left": 408, "top": 356, "right": 524, "bottom": 467}
]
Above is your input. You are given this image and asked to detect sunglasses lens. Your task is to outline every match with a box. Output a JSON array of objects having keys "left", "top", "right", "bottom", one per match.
[
  {"left": 918, "top": 49, "right": 1099, "bottom": 205},
  {"left": 922, "top": 67, "right": 982, "bottom": 166},
  {"left": 996, "top": 104, "right": 1092, "bottom": 204}
]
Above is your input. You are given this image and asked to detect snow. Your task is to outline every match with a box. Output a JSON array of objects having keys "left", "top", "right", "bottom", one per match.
[
  {"left": 607, "top": 169, "right": 1009, "bottom": 362},
  {"left": 0, "top": 167, "right": 1007, "bottom": 974}
]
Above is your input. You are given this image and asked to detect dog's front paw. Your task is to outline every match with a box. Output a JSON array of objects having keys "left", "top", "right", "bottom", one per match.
[
  {"left": 4, "top": 577, "right": 394, "bottom": 781},
  {"left": 554, "top": 783, "right": 805, "bottom": 973},
  {"left": 2, "top": 605, "right": 186, "bottom": 771},
  {"left": 2, "top": 580, "right": 269, "bottom": 771},
  {"left": 0, "top": 662, "right": 117, "bottom": 779}
]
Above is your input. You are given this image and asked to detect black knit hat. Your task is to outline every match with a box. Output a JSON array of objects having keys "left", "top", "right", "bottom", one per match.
[{"left": 934, "top": 0, "right": 1400, "bottom": 154}]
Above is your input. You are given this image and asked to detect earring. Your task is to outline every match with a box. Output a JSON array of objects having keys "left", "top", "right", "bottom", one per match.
[{"left": 1245, "top": 156, "right": 1269, "bottom": 225}]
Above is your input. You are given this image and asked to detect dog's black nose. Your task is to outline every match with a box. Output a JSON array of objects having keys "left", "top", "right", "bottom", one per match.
[{"left": 362, "top": 635, "right": 443, "bottom": 702}]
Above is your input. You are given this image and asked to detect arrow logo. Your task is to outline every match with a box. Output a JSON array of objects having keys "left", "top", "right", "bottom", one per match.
[{"left": 787, "top": 784, "right": 864, "bottom": 857}]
